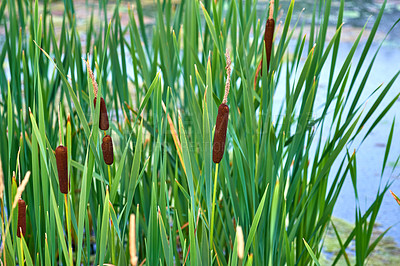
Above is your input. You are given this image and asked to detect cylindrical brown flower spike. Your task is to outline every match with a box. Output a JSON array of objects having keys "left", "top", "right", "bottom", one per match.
[
  {"left": 17, "top": 198, "right": 26, "bottom": 238},
  {"left": 213, "top": 50, "right": 231, "bottom": 164},
  {"left": 212, "top": 103, "right": 229, "bottom": 163},
  {"left": 94, "top": 97, "right": 109, "bottom": 130},
  {"left": 55, "top": 145, "right": 69, "bottom": 194},
  {"left": 102, "top": 135, "right": 114, "bottom": 165},
  {"left": 262, "top": 17, "right": 275, "bottom": 74},
  {"left": 254, "top": 0, "right": 275, "bottom": 89}
]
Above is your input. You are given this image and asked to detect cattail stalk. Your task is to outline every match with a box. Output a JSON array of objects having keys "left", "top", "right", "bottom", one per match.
[
  {"left": 210, "top": 51, "right": 231, "bottom": 251},
  {"left": 265, "top": 0, "right": 275, "bottom": 70},
  {"left": 129, "top": 214, "right": 138, "bottom": 266},
  {"left": 65, "top": 194, "right": 73, "bottom": 265},
  {"left": 0, "top": 153, "right": 4, "bottom": 200},
  {"left": 17, "top": 199, "right": 26, "bottom": 238},
  {"left": 0, "top": 158, "right": 4, "bottom": 265},
  {"left": 0, "top": 170, "right": 30, "bottom": 255},
  {"left": 212, "top": 50, "right": 231, "bottom": 164},
  {"left": 254, "top": 0, "right": 275, "bottom": 89},
  {"left": 210, "top": 163, "right": 219, "bottom": 251},
  {"left": 84, "top": 57, "right": 110, "bottom": 131},
  {"left": 55, "top": 145, "right": 69, "bottom": 194},
  {"left": 102, "top": 135, "right": 114, "bottom": 165}
]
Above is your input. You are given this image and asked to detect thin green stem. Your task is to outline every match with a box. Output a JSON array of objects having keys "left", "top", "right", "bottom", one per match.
[
  {"left": 1, "top": 199, "right": 5, "bottom": 264},
  {"left": 20, "top": 233, "right": 24, "bottom": 266},
  {"left": 210, "top": 163, "right": 219, "bottom": 251},
  {"left": 65, "top": 194, "right": 72, "bottom": 266},
  {"left": 107, "top": 148, "right": 112, "bottom": 188},
  {"left": 108, "top": 165, "right": 116, "bottom": 263},
  {"left": 111, "top": 223, "right": 116, "bottom": 264}
]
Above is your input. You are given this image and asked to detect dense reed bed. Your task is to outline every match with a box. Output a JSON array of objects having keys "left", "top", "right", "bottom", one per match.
[{"left": 0, "top": 0, "right": 399, "bottom": 265}]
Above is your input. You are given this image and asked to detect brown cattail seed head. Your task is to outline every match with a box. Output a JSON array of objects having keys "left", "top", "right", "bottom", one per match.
[
  {"left": 212, "top": 104, "right": 229, "bottom": 163},
  {"left": 261, "top": 18, "right": 275, "bottom": 75},
  {"left": 55, "top": 145, "right": 69, "bottom": 194},
  {"left": 17, "top": 198, "right": 26, "bottom": 238},
  {"left": 94, "top": 97, "right": 109, "bottom": 130},
  {"left": 102, "top": 135, "right": 114, "bottom": 165}
]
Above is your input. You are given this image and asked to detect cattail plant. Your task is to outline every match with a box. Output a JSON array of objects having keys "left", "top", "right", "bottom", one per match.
[
  {"left": 263, "top": 0, "right": 275, "bottom": 74},
  {"left": 210, "top": 50, "right": 232, "bottom": 249},
  {"left": 85, "top": 57, "right": 110, "bottom": 131},
  {"left": 17, "top": 198, "right": 26, "bottom": 238},
  {"left": 57, "top": 115, "right": 74, "bottom": 264},
  {"left": 254, "top": 0, "right": 275, "bottom": 88},
  {"left": 102, "top": 135, "right": 114, "bottom": 165},
  {"left": 55, "top": 145, "right": 69, "bottom": 194},
  {"left": 212, "top": 51, "right": 232, "bottom": 164},
  {"left": 0, "top": 171, "right": 31, "bottom": 247}
]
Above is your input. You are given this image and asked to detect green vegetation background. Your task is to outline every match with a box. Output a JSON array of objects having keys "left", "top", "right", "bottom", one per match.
[{"left": 0, "top": 0, "right": 399, "bottom": 265}]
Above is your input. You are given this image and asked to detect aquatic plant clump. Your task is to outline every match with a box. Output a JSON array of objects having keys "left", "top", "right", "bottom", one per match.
[{"left": 0, "top": 0, "right": 399, "bottom": 265}]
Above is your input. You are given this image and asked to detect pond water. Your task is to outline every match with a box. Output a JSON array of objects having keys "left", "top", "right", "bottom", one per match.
[
  {"left": 273, "top": 0, "right": 400, "bottom": 244},
  {"left": 277, "top": 40, "right": 400, "bottom": 244},
  {"left": 330, "top": 41, "right": 400, "bottom": 244}
]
